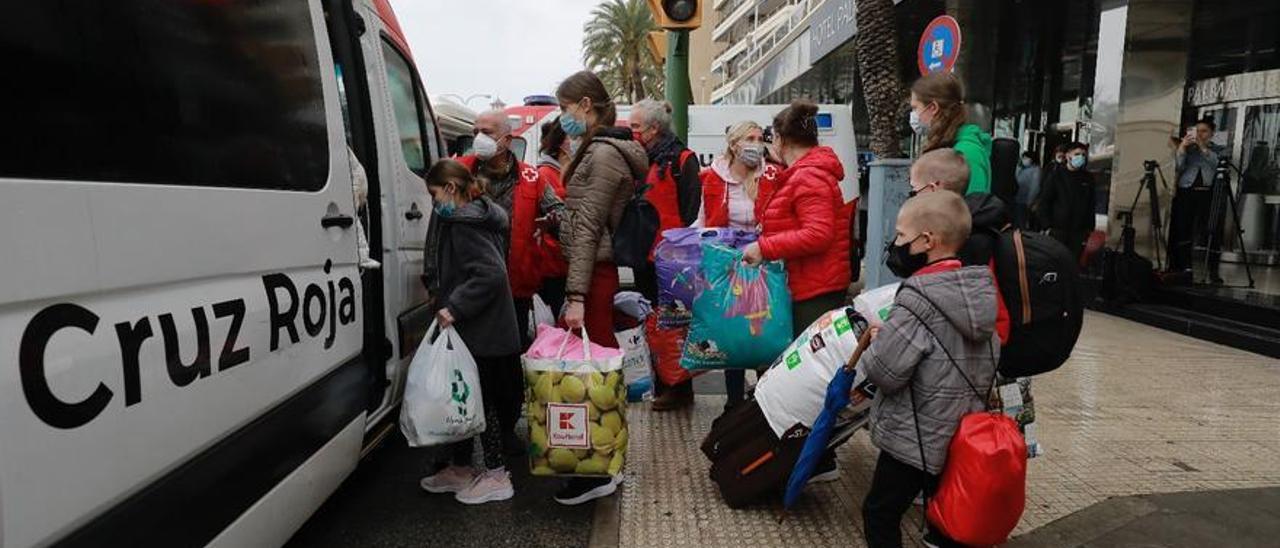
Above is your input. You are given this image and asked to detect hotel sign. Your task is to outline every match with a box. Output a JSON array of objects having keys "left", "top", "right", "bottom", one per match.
[{"left": 1187, "top": 69, "right": 1280, "bottom": 106}]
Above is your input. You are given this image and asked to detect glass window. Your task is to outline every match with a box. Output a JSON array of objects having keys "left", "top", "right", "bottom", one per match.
[
  {"left": 0, "top": 1, "right": 329, "bottom": 190},
  {"left": 382, "top": 40, "right": 426, "bottom": 175}
]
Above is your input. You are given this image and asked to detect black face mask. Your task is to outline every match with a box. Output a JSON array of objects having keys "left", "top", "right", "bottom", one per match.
[{"left": 885, "top": 235, "right": 928, "bottom": 278}]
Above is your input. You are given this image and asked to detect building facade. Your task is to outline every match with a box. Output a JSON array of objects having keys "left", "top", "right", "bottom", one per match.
[{"left": 701, "top": 0, "right": 1280, "bottom": 345}]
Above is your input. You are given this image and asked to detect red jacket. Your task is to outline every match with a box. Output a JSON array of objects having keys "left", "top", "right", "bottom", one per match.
[
  {"left": 457, "top": 154, "right": 547, "bottom": 298},
  {"left": 701, "top": 162, "right": 780, "bottom": 228},
  {"left": 755, "top": 147, "right": 853, "bottom": 301},
  {"left": 536, "top": 162, "right": 569, "bottom": 279},
  {"left": 644, "top": 149, "right": 696, "bottom": 257}
]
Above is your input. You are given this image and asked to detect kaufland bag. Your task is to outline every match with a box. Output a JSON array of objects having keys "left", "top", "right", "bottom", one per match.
[
  {"left": 654, "top": 227, "right": 758, "bottom": 327},
  {"left": 523, "top": 325, "right": 628, "bottom": 478},
  {"left": 991, "top": 228, "right": 1083, "bottom": 377},
  {"left": 754, "top": 308, "right": 871, "bottom": 437},
  {"left": 927, "top": 413, "right": 1028, "bottom": 546},
  {"left": 399, "top": 321, "right": 485, "bottom": 447},
  {"left": 615, "top": 324, "right": 653, "bottom": 402},
  {"left": 681, "top": 244, "right": 792, "bottom": 370}
]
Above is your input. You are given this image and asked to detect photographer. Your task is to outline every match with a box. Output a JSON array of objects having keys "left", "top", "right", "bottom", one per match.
[{"left": 1167, "top": 118, "right": 1225, "bottom": 283}]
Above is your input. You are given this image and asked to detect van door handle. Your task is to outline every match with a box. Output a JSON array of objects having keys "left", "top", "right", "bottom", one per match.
[
  {"left": 321, "top": 213, "right": 355, "bottom": 229},
  {"left": 405, "top": 204, "right": 424, "bottom": 221}
]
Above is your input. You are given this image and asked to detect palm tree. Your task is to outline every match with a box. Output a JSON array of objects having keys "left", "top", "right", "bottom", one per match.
[
  {"left": 582, "top": 0, "right": 664, "bottom": 104},
  {"left": 854, "top": 0, "right": 906, "bottom": 158}
]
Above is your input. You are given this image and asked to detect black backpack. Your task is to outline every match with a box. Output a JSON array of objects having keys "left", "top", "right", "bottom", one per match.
[
  {"left": 612, "top": 179, "right": 659, "bottom": 269},
  {"left": 991, "top": 228, "right": 1084, "bottom": 377}
]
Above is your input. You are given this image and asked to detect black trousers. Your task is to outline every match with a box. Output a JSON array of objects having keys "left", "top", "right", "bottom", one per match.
[
  {"left": 863, "top": 452, "right": 962, "bottom": 548},
  {"left": 1167, "top": 186, "right": 1222, "bottom": 275},
  {"left": 498, "top": 298, "right": 533, "bottom": 434},
  {"left": 538, "top": 276, "right": 568, "bottom": 321},
  {"left": 449, "top": 355, "right": 512, "bottom": 471}
]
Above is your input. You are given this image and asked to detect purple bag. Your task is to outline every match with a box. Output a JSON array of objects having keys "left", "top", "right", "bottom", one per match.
[{"left": 654, "top": 227, "right": 757, "bottom": 328}]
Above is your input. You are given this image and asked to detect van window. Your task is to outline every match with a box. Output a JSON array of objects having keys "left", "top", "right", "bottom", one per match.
[
  {"left": 382, "top": 40, "right": 427, "bottom": 175},
  {"left": 0, "top": 1, "right": 329, "bottom": 191}
]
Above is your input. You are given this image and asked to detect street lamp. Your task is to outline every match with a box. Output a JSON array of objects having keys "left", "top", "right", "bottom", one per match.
[{"left": 440, "top": 93, "right": 492, "bottom": 107}]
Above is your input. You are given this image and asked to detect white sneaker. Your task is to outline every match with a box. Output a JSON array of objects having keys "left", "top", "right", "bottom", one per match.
[
  {"left": 455, "top": 468, "right": 515, "bottom": 505},
  {"left": 419, "top": 465, "right": 475, "bottom": 494}
]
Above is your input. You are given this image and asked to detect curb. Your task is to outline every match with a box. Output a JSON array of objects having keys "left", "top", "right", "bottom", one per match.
[{"left": 587, "top": 487, "right": 622, "bottom": 548}]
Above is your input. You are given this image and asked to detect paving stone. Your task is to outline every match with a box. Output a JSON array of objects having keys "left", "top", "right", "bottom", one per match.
[{"left": 617, "top": 312, "right": 1280, "bottom": 547}]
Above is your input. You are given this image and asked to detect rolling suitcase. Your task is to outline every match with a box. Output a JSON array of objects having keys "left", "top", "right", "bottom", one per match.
[{"left": 702, "top": 399, "right": 866, "bottom": 508}]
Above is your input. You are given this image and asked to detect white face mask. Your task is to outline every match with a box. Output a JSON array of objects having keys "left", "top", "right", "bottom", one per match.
[
  {"left": 472, "top": 132, "right": 499, "bottom": 160},
  {"left": 909, "top": 110, "right": 927, "bottom": 134},
  {"left": 737, "top": 144, "right": 764, "bottom": 168}
]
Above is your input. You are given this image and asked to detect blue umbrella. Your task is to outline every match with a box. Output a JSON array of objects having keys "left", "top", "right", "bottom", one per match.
[{"left": 783, "top": 364, "right": 859, "bottom": 509}]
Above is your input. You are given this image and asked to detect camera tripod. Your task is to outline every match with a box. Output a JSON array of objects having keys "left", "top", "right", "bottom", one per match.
[
  {"left": 1121, "top": 160, "right": 1167, "bottom": 270},
  {"left": 1201, "top": 158, "right": 1256, "bottom": 288}
]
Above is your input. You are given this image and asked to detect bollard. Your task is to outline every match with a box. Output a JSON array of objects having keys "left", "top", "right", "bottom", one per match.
[{"left": 864, "top": 159, "right": 913, "bottom": 290}]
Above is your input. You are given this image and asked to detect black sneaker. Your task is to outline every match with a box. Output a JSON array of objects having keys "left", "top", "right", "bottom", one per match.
[{"left": 553, "top": 477, "right": 618, "bottom": 505}]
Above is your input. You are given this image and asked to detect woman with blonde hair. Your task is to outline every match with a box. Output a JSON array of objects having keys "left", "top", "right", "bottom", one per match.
[
  {"left": 695, "top": 121, "right": 779, "bottom": 230},
  {"left": 697, "top": 120, "right": 781, "bottom": 410}
]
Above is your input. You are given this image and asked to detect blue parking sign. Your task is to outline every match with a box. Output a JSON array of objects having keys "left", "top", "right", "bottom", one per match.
[{"left": 917, "top": 15, "right": 961, "bottom": 76}]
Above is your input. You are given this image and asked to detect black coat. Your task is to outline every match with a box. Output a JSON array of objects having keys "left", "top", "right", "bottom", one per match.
[
  {"left": 432, "top": 197, "right": 521, "bottom": 358},
  {"left": 1035, "top": 167, "right": 1095, "bottom": 239}
]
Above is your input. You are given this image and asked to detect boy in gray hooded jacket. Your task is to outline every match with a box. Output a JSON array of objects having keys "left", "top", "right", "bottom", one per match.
[{"left": 858, "top": 192, "right": 1000, "bottom": 547}]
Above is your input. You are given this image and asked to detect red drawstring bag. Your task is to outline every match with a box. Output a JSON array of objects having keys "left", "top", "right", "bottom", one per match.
[
  {"left": 899, "top": 288, "right": 1028, "bottom": 546},
  {"left": 926, "top": 412, "right": 1027, "bottom": 546}
]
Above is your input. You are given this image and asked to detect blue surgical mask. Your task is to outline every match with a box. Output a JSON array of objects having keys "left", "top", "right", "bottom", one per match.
[
  {"left": 433, "top": 202, "right": 455, "bottom": 218},
  {"left": 1069, "top": 154, "right": 1087, "bottom": 170},
  {"left": 561, "top": 111, "right": 587, "bottom": 137}
]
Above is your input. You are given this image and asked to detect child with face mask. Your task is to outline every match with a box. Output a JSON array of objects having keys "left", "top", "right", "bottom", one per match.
[
  {"left": 418, "top": 159, "right": 522, "bottom": 505},
  {"left": 858, "top": 191, "right": 999, "bottom": 548}
]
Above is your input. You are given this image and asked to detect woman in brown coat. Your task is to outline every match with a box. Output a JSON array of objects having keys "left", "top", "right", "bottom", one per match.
[{"left": 551, "top": 70, "right": 648, "bottom": 506}]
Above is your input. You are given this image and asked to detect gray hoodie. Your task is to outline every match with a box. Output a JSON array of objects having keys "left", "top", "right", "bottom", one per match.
[
  {"left": 857, "top": 264, "right": 999, "bottom": 474},
  {"left": 432, "top": 197, "right": 521, "bottom": 358}
]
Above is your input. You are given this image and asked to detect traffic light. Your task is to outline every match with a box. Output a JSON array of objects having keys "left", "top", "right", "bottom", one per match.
[{"left": 646, "top": 0, "right": 701, "bottom": 30}]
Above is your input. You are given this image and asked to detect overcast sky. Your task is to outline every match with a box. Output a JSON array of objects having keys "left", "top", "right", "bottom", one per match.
[{"left": 387, "top": 0, "right": 600, "bottom": 109}]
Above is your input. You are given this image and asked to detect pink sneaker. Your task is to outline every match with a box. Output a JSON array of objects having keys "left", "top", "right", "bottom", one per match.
[
  {"left": 419, "top": 465, "right": 475, "bottom": 494},
  {"left": 455, "top": 468, "right": 514, "bottom": 505}
]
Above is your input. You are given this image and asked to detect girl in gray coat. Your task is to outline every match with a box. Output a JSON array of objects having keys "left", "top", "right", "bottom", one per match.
[
  {"left": 417, "top": 160, "right": 521, "bottom": 505},
  {"left": 859, "top": 192, "right": 999, "bottom": 548}
]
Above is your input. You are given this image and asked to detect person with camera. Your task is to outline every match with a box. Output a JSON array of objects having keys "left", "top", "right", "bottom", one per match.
[{"left": 1167, "top": 118, "right": 1225, "bottom": 283}]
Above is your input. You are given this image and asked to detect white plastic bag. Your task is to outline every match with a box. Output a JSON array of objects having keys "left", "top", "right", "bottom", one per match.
[
  {"left": 399, "top": 321, "right": 485, "bottom": 447},
  {"left": 615, "top": 325, "right": 653, "bottom": 402},
  {"left": 755, "top": 308, "right": 869, "bottom": 437},
  {"left": 528, "top": 295, "right": 556, "bottom": 340},
  {"left": 853, "top": 282, "right": 900, "bottom": 327}
]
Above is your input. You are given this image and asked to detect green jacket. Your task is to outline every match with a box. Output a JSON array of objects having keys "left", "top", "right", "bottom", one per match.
[{"left": 953, "top": 123, "right": 992, "bottom": 195}]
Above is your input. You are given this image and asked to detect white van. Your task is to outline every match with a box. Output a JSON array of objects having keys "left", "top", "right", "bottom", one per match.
[{"left": 0, "top": 1, "right": 439, "bottom": 546}]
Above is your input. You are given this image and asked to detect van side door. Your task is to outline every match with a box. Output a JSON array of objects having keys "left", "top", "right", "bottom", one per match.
[{"left": 0, "top": 2, "right": 366, "bottom": 546}]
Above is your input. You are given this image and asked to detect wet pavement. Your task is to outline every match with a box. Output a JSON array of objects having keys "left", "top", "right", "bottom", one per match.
[
  {"left": 287, "top": 311, "right": 1280, "bottom": 547},
  {"left": 616, "top": 311, "right": 1280, "bottom": 547},
  {"left": 287, "top": 434, "right": 595, "bottom": 548}
]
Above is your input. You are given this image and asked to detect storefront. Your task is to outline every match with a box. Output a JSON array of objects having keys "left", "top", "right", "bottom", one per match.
[{"left": 716, "top": 0, "right": 1280, "bottom": 353}]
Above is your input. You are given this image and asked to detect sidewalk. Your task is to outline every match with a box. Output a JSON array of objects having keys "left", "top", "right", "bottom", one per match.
[{"left": 604, "top": 311, "right": 1280, "bottom": 547}]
